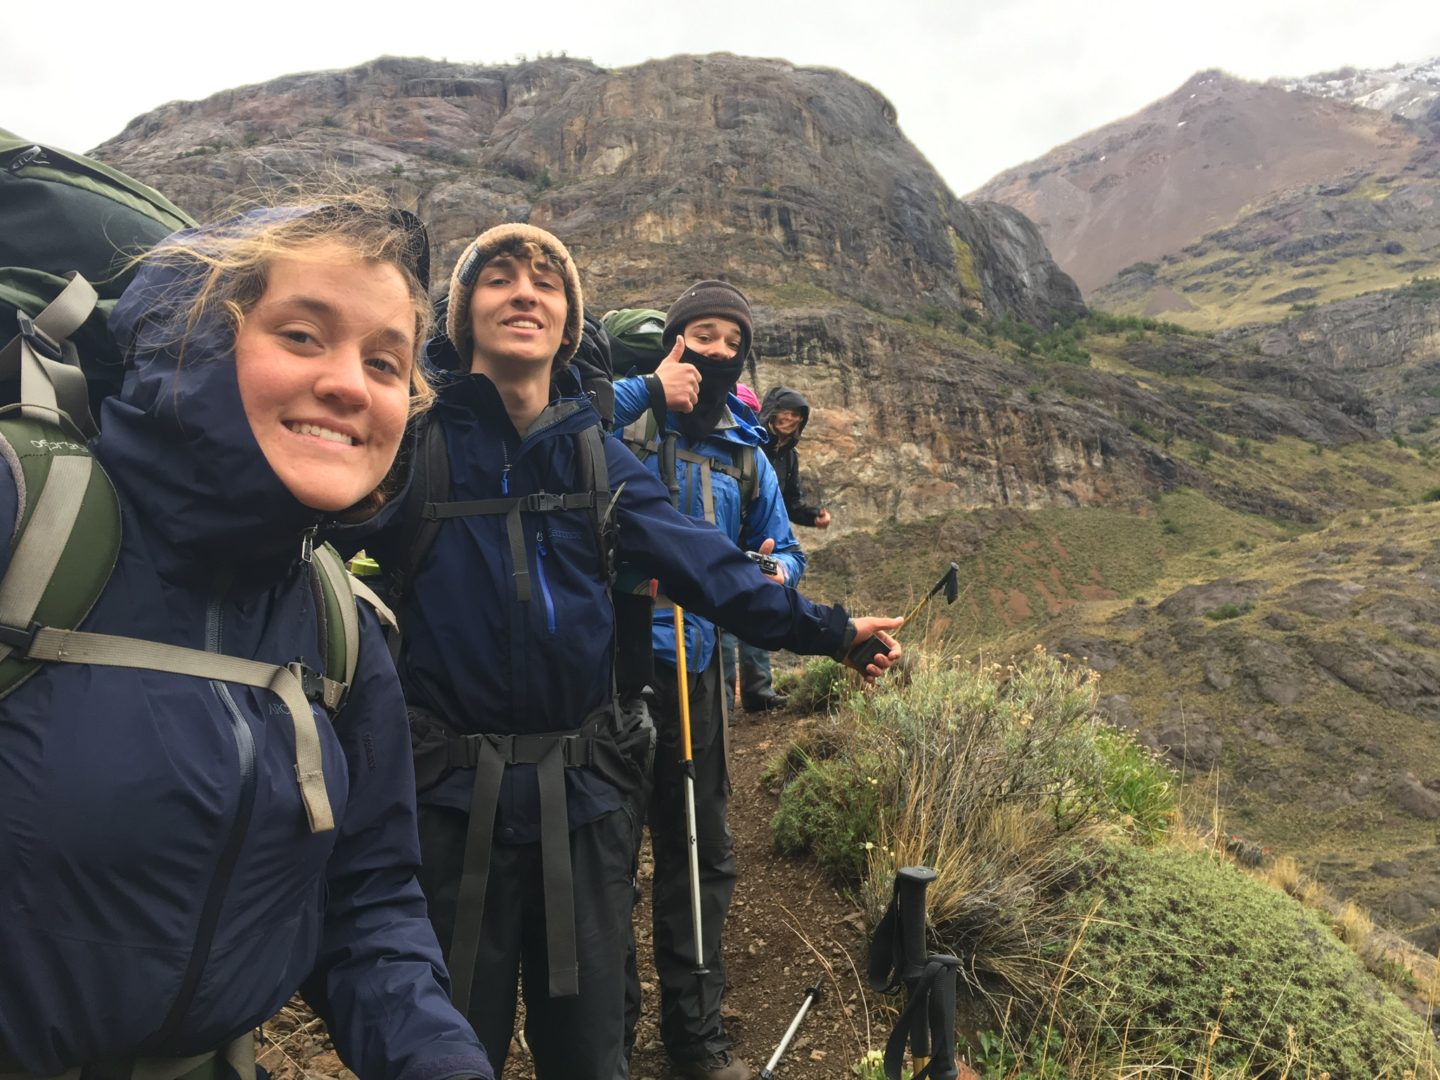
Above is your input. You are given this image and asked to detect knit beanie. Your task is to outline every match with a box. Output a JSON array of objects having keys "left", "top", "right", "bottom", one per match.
[
  {"left": 663, "top": 280, "right": 752, "bottom": 361},
  {"left": 446, "top": 223, "right": 584, "bottom": 366}
]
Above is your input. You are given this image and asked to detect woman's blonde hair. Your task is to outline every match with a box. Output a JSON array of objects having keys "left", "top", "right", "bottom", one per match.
[{"left": 139, "top": 190, "right": 436, "bottom": 415}]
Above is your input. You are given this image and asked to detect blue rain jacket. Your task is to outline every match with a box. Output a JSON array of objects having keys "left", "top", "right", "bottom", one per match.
[
  {"left": 372, "top": 373, "right": 848, "bottom": 837},
  {"left": 0, "top": 224, "right": 491, "bottom": 1080},
  {"left": 613, "top": 376, "right": 807, "bottom": 671}
]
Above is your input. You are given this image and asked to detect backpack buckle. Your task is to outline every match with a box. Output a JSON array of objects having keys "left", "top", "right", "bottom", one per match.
[
  {"left": 0, "top": 620, "right": 42, "bottom": 654},
  {"left": 289, "top": 660, "right": 326, "bottom": 702},
  {"left": 524, "top": 493, "right": 566, "bottom": 512},
  {"left": 16, "top": 313, "right": 64, "bottom": 362}
]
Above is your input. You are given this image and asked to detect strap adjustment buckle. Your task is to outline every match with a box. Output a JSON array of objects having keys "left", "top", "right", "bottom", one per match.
[
  {"left": 16, "top": 313, "right": 63, "bottom": 362},
  {"left": 288, "top": 660, "right": 326, "bottom": 703},
  {"left": 523, "top": 492, "right": 567, "bottom": 512},
  {"left": 0, "top": 620, "right": 41, "bottom": 654}
]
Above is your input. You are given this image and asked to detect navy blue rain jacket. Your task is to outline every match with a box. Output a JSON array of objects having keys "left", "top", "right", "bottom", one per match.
[
  {"left": 0, "top": 227, "right": 491, "bottom": 1080},
  {"left": 372, "top": 374, "right": 848, "bottom": 838},
  {"left": 614, "top": 377, "right": 809, "bottom": 671}
]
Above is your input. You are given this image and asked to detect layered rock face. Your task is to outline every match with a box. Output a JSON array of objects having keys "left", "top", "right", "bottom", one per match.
[
  {"left": 1225, "top": 288, "right": 1440, "bottom": 434},
  {"left": 94, "top": 54, "right": 1083, "bottom": 326},
  {"left": 89, "top": 54, "right": 1367, "bottom": 545}
]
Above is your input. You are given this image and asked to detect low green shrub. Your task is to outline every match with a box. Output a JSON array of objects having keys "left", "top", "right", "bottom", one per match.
[
  {"left": 770, "top": 650, "right": 1178, "bottom": 1013},
  {"left": 1204, "top": 601, "right": 1253, "bottom": 621},
  {"left": 770, "top": 752, "right": 888, "bottom": 881},
  {"left": 775, "top": 656, "right": 852, "bottom": 714},
  {"left": 1049, "top": 843, "right": 1435, "bottom": 1076}
]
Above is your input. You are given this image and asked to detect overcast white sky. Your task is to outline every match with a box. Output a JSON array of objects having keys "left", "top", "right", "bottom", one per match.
[{"left": 7, "top": 0, "right": 1439, "bottom": 195}]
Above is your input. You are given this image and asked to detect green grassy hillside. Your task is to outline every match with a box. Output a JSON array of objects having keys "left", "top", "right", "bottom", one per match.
[{"left": 803, "top": 435, "right": 1440, "bottom": 953}]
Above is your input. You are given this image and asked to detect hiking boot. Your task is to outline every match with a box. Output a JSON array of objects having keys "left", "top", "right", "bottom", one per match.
[
  {"left": 670, "top": 1050, "right": 754, "bottom": 1080},
  {"left": 742, "top": 692, "right": 787, "bottom": 712}
]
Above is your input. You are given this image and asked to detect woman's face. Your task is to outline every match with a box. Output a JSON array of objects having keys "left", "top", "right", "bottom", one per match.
[
  {"left": 770, "top": 409, "right": 802, "bottom": 437},
  {"left": 235, "top": 241, "right": 416, "bottom": 512}
]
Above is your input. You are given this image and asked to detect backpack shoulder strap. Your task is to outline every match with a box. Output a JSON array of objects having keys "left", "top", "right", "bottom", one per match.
[
  {"left": 387, "top": 413, "right": 449, "bottom": 606},
  {"left": 0, "top": 273, "right": 101, "bottom": 439},
  {"left": 310, "top": 542, "right": 362, "bottom": 711},
  {"left": 738, "top": 444, "right": 758, "bottom": 514},
  {"left": 0, "top": 414, "right": 119, "bottom": 695},
  {"left": 573, "top": 424, "right": 614, "bottom": 584},
  {"left": 621, "top": 413, "right": 658, "bottom": 460},
  {"left": 309, "top": 541, "right": 397, "bottom": 712}
]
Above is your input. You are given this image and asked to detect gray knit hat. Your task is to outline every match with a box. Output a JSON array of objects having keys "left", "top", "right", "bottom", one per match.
[
  {"left": 446, "top": 223, "right": 584, "bottom": 366},
  {"left": 663, "top": 279, "right": 752, "bottom": 360}
]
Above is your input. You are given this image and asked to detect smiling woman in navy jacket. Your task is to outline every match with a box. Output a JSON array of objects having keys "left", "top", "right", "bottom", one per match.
[{"left": 0, "top": 199, "right": 493, "bottom": 1080}]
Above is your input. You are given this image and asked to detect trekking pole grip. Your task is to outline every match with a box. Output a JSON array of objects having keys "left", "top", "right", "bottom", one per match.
[{"left": 897, "top": 866, "right": 937, "bottom": 982}]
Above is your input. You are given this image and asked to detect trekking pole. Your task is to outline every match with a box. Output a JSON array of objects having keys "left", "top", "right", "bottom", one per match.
[
  {"left": 846, "top": 562, "right": 961, "bottom": 669},
  {"left": 897, "top": 866, "right": 938, "bottom": 1077},
  {"left": 672, "top": 601, "right": 708, "bottom": 988},
  {"left": 660, "top": 430, "right": 710, "bottom": 993},
  {"left": 757, "top": 983, "right": 823, "bottom": 1079}
]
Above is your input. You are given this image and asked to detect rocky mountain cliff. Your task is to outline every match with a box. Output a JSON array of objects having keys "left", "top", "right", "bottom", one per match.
[
  {"left": 79, "top": 53, "right": 1209, "bottom": 546},
  {"left": 1223, "top": 281, "right": 1440, "bottom": 435},
  {"left": 81, "top": 55, "right": 1382, "bottom": 548},
  {"left": 94, "top": 54, "right": 1081, "bottom": 328}
]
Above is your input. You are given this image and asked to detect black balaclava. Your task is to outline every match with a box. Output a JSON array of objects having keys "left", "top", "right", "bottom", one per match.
[{"left": 677, "top": 347, "right": 744, "bottom": 441}]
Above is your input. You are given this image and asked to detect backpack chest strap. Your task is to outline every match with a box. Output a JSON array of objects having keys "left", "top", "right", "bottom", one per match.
[
  {"left": 5, "top": 625, "right": 335, "bottom": 833},
  {"left": 423, "top": 491, "right": 599, "bottom": 603}
]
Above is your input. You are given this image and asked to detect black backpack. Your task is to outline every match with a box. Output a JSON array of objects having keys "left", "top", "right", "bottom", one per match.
[{"left": 0, "top": 130, "right": 195, "bottom": 429}]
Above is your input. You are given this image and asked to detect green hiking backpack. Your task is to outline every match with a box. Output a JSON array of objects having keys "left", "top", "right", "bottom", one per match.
[
  {"left": 600, "top": 307, "right": 667, "bottom": 377},
  {"left": 0, "top": 129, "right": 194, "bottom": 429}
]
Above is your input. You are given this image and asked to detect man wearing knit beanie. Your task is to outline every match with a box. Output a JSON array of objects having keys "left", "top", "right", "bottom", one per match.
[
  {"left": 364, "top": 241, "right": 903, "bottom": 1080},
  {"left": 611, "top": 281, "right": 837, "bottom": 1080}
]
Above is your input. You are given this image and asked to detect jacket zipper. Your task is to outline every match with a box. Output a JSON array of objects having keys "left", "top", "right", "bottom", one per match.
[
  {"left": 534, "top": 530, "right": 557, "bottom": 634},
  {"left": 149, "top": 592, "right": 259, "bottom": 1048}
]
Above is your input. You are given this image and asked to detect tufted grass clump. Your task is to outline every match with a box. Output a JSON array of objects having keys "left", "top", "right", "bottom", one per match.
[
  {"left": 1039, "top": 842, "right": 1437, "bottom": 1077},
  {"left": 775, "top": 656, "right": 854, "bottom": 713},
  {"left": 770, "top": 648, "right": 1177, "bottom": 1011}
]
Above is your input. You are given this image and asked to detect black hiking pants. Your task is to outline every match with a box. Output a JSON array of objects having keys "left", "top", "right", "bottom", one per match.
[
  {"left": 640, "top": 660, "right": 737, "bottom": 1064},
  {"left": 418, "top": 801, "right": 637, "bottom": 1079}
]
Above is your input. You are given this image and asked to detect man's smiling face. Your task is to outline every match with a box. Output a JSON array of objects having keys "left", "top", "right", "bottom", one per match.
[{"left": 466, "top": 251, "right": 571, "bottom": 374}]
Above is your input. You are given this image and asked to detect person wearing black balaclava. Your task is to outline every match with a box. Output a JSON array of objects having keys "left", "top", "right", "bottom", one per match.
[{"left": 610, "top": 280, "right": 830, "bottom": 1080}]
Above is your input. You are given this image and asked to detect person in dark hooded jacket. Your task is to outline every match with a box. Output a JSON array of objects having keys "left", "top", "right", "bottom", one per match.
[
  {"left": 757, "top": 386, "right": 829, "bottom": 530},
  {"left": 0, "top": 200, "right": 493, "bottom": 1080}
]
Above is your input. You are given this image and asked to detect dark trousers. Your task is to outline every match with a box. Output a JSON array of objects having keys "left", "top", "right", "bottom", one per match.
[
  {"left": 418, "top": 802, "right": 637, "bottom": 1080},
  {"left": 639, "top": 660, "right": 736, "bottom": 1063}
]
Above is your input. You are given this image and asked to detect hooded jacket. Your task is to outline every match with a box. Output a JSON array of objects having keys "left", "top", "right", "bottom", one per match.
[
  {"left": 613, "top": 377, "right": 809, "bottom": 671},
  {"left": 0, "top": 220, "right": 491, "bottom": 1080},
  {"left": 758, "top": 386, "right": 823, "bottom": 528},
  {"left": 372, "top": 373, "right": 848, "bottom": 836}
]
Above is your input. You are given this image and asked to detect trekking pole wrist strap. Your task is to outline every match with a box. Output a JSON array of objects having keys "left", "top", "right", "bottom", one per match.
[{"left": 643, "top": 373, "right": 667, "bottom": 424}]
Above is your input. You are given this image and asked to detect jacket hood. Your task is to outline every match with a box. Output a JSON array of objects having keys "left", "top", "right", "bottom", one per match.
[
  {"left": 98, "top": 209, "right": 406, "bottom": 576},
  {"left": 759, "top": 385, "right": 811, "bottom": 443}
]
